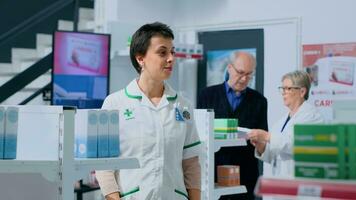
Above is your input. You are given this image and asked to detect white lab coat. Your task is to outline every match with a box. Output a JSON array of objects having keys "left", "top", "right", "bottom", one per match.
[
  {"left": 256, "top": 102, "right": 324, "bottom": 178},
  {"left": 97, "top": 79, "right": 201, "bottom": 200}
]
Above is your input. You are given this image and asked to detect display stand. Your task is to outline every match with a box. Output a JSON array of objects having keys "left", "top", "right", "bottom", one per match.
[
  {"left": 0, "top": 106, "right": 139, "bottom": 200},
  {"left": 255, "top": 176, "right": 356, "bottom": 199},
  {"left": 194, "top": 109, "right": 247, "bottom": 200}
]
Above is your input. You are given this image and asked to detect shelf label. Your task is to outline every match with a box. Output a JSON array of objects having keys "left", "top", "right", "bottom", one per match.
[{"left": 297, "top": 184, "right": 322, "bottom": 197}]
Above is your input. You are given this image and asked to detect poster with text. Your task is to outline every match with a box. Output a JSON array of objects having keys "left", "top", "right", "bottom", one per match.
[{"left": 303, "top": 42, "right": 356, "bottom": 121}]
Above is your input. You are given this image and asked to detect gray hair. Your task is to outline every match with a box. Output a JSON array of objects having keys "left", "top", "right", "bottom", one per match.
[
  {"left": 282, "top": 70, "right": 311, "bottom": 100},
  {"left": 229, "top": 51, "right": 257, "bottom": 68}
]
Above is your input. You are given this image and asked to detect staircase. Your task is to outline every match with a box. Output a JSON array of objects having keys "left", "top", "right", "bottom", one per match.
[{"left": 0, "top": 1, "right": 95, "bottom": 105}]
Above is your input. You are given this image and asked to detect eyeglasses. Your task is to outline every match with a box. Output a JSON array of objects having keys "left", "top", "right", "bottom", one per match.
[
  {"left": 230, "top": 65, "right": 254, "bottom": 79},
  {"left": 278, "top": 86, "right": 301, "bottom": 94}
]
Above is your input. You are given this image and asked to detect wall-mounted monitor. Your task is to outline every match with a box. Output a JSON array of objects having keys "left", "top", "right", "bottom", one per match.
[{"left": 52, "top": 31, "right": 110, "bottom": 108}]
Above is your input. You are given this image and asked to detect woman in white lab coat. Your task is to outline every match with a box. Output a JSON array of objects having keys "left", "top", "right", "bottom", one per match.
[
  {"left": 247, "top": 70, "right": 324, "bottom": 178},
  {"left": 96, "top": 22, "right": 201, "bottom": 200}
]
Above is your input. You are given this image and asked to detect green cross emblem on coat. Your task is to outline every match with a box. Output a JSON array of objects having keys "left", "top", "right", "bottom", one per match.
[{"left": 124, "top": 109, "right": 134, "bottom": 120}]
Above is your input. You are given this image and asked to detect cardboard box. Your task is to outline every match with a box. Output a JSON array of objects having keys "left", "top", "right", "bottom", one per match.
[
  {"left": 217, "top": 165, "right": 240, "bottom": 186},
  {"left": 75, "top": 109, "right": 98, "bottom": 158},
  {"left": 214, "top": 119, "right": 238, "bottom": 133},
  {"left": 108, "top": 110, "right": 120, "bottom": 157},
  {"left": 294, "top": 124, "right": 347, "bottom": 179},
  {"left": 4, "top": 107, "right": 19, "bottom": 159},
  {"left": 98, "top": 110, "right": 109, "bottom": 158},
  {"left": 348, "top": 125, "right": 356, "bottom": 179}
]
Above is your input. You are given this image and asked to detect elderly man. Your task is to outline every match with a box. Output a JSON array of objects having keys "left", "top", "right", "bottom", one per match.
[{"left": 197, "top": 51, "right": 268, "bottom": 200}]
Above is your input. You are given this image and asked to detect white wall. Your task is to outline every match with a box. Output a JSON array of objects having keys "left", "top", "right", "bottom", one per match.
[
  {"left": 97, "top": 0, "right": 174, "bottom": 26},
  {"left": 171, "top": 0, "right": 356, "bottom": 126},
  {"left": 173, "top": 0, "right": 356, "bottom": 45},
  {"left": 104, "top": 0, "right": 356, "bottom": 126}
]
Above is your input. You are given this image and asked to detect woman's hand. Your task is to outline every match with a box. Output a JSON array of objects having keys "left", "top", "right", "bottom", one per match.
[
  {"left": 188, "top": 188, "right": 201, "bottom": 200},
  {"left": 105, "top": 192, "right": 120, "bottom": 200},
  {"left": 247, "top": 129, "right": 271, "bottom": 155}
]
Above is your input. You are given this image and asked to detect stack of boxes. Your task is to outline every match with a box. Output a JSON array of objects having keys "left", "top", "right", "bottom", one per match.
[
  {"left": 75, "top": 109, "right": 120, "bottom": 158},
  {"left": 0, "top": 106, "right": 19, "bottom": 160},
  {"left": 214, "top": 119, "right": 238, "bottom": 139},
  {"left": 294, "top": 124, "right": 356, "bottom": 180},
  {"left": 217, "top": 165, "right": 240, "bottom": 186}
]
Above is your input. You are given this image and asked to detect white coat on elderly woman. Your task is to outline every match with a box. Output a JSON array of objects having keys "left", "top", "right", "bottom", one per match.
[{"left": 247, "top": 70, "right": 324, "bottom": 178}]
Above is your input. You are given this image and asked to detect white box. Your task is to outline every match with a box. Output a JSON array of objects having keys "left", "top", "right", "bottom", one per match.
[
  {"left": 75, "top": 109, "right": 98, "bottom": 158},
  {"left": 108, "top": 110, "right": 120, "bottom": 157},
  {"left": 97, "top": 110, "right": 109, "bottom": 158},
  {"left": 4, "top": 107, "right": 19, "bottom": 159},
  {"left": 0, "top": 106, "right": 5, "bottom": 159},
  {"left": 15, "top": 105, "right": 63, "bottom": 160}
]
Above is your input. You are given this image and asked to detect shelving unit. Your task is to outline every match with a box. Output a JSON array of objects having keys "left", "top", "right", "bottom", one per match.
[
  {"left": 194, "top": 109, "right": 247, "bottom": 200},
  {"left": 74, "top": 157, "right": 139, "bottom": 181},
  {"left": 0, "top": 106, "right": 140, "bottom": 200},
  {"left": 0, "top": 160, "right": 60, "bottom": 182},
  {"left": 255, "top": 177, "right": 356, "bottom": 199},
  {"left": 214, "top": 139, "right": 247, "bottom": 152}
]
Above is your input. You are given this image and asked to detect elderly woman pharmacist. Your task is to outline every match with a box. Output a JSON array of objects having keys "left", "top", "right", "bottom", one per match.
[
  {"left": 248, "top": 70, "right": 324, "bottom": 177},
  {"left": 96, "top": 22, "right": 201, "bottom": 200}
]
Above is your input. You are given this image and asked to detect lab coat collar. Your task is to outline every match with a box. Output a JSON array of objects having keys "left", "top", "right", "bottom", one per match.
[{"left": 125, "top": 79, "right": 178, "bottom": 109}]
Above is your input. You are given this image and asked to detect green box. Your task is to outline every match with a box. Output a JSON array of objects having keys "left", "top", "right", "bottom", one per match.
[
  {"left": 348, "top": 125, "right": 356, "bottom": 179},
  {"left": 294, "top": 124, "right": 347, "bottom": 179},
  {"left": 295, "top": 163, "right": 339, "bottom": 179},
  {"left": 214, "top": 132, "right": 228, "bottom": 139},
  {"left": 214, "top": 118, "right": 238, "bottom": 133}
]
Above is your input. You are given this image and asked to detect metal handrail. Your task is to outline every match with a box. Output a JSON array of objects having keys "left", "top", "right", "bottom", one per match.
[
  {"left": 0, "top": 0, "right": 73, "bottom": 47},
  {"left": 19, "top": 83, "right": 51, "bottom": 105}
]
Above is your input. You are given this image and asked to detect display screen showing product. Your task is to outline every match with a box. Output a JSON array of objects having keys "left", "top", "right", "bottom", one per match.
[{"left": 52, "top": 31, "right": 110, "bottom": 108}]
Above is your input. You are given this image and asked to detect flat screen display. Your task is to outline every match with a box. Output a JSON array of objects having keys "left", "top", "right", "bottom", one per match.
[{"left": 52, "top": 31, "right": 110, "bottom": 108}]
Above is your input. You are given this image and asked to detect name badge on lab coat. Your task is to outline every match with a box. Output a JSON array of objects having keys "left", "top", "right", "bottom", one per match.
[{"left": 175, "top": 107, "right": 191, "bottom": 122}]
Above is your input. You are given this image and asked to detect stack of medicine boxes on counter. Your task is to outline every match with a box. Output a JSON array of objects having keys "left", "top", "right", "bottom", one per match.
[
  {"left": 75, "top": 109, "right": 120, "bottom": 158},
  {"left": 294, "top": 124, "right": 356, "bottom": 180},
  {"left": 0, "top": 106, "right": 18, "bottom": 160}
]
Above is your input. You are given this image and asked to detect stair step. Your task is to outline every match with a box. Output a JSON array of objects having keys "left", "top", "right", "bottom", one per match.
[
  {"left": 37, "top": 46, "right": 52, "bottom": 58},
  {"left": 0, "top": 74, "right": 13, "bottom": 85},
  {"left": 11, "top": 48, "right": 40, "bottom": 71},
  {"left": 1, "top": 73, "right": 50, "bottom": 88},
  {"left": 26, "top": 73, "right": 51, "bottom": 88},
  {"left": 2, "top": 90, "right": 49, "bottom": 105},
  {"left": 0, "top": 63, "right": 14, "bottom": 73},
  {"left": 11, "top": 48, "right": 38, "bottom": 61},
  {"left": 78, "top": 20, "right": 95, "bottom": 32},
  {"left": 36, "top": 33, "right": 52, "bottom": 47},
  {"left": 58, "top": 20, "right": 74, "bottom": 31},
  {"left": 79, "top": 8, "right": 94, "bottom": 20}
]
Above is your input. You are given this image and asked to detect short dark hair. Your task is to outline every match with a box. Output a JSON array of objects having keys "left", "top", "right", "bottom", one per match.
[{"left": 130, "top": 22, "right": 174, "bottom": 74}]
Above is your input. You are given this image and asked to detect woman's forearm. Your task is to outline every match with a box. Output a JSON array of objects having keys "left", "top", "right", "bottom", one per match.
[{"left": 188, "top": 188, "right": 201, "bottom": 200}]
